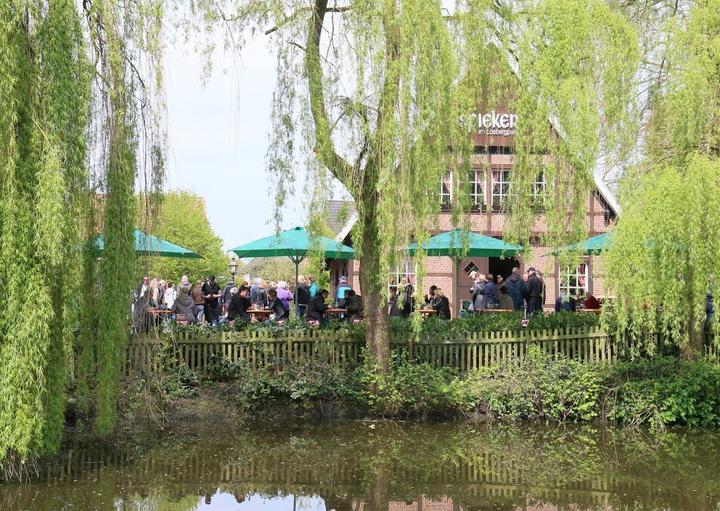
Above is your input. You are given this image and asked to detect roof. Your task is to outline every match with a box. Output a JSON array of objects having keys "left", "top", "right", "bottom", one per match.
[{"left": 325, "top": 200, "right": 356, "bottom": 238}]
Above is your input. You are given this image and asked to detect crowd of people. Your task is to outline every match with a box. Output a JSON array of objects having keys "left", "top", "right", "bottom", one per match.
[
  {"left": 389, "top": 266, "right": 601, "bottom": 320},
  {"left": 133, "top": 273, "right": 365, "bottom": 330},
  {"left": 132, "top": 266, "right": 600, "bottom": 331}
]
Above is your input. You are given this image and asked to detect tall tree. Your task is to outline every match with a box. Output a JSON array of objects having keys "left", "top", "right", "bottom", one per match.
[
  {"left": 0, "top": 0, "right": 165, "bottom": 469},
  {"left": 138, "top": 191, "right": 227, "bottom": 282},
  {"left": 196, "top": 0, "right": 638, "bottom": 370},
  {"left": 605, "top": 0, "right": 720, "bottom": 358}
]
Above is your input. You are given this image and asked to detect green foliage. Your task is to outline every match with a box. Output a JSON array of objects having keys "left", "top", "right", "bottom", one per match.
[
  {"left": 0, "top": 0, "right": 90, "bottom": 464},
  {"left": 604, "top": 357, "right": 720, "bottom": 430},
  {"left": 161, "top": 365, "right": 199, "bottom": 400},
  {"left": 451, "top": 347, "right": 604, "bottom": 422},
  {"left": 139, "top": 191, "right": 226, "bottom": 282},
  {"left": 605, "top": 1, "right": 720, "bottom": 357},
  {"left": 356, "top": 352, "right": 457, "bottom": 418},
  {"left": 163, "top": 312, "right": 601, "bottom": 341}
]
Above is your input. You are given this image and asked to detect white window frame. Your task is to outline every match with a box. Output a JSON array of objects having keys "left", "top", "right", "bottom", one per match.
[
  {"left": 440, "top": 171, "right": 453, "bottom": 207},
  {"left": 388, "top": 259, "right": 416, "bottom": 297},
  {"left": 469, "top": 169, "right": 486, "bottom": 209},
  {"left": 492, "top": 168, "right": 511, "bottom": 210},
  {"left": 559, "top": 263, "right": 589, "bottom": 298}
]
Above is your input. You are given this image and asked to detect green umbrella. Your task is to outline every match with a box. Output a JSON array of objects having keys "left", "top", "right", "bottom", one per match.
[
  {"left": 407, "top": 229, "right": 523, "bottom": 315},
  {"left": 407, "top": 228, "right": 523, "bottom": 258},
  {"left": 551, "top": 231, "right": 612, "bottom": 256},
  {"left": 230, "top": 226, "right": 355, "bottom": 304},
  {"left": 94, "top": 229, "right": 202, "bottom": 259}
]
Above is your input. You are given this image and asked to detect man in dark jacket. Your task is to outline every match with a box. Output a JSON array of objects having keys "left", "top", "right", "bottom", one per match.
[
  {"left": 306, "top": 289, "right": 329, "bottom": 324},
  {"left": 227, "top": 286, "right": 252, "bottom": 323},
  {"left": 526, "top": 267, "right": 544, "bottom": 314},
  {"left": 344, "top": 289, "right": 364, "bottom": 323},
  {"left": 504, "top": 267, "right": 527, "bottom": 311},
  {"left": 202, "top": 275, "right": 222, "bottom": 325},
  {"left": 483, "top": 274, "right": 499, "bottom": 309}
]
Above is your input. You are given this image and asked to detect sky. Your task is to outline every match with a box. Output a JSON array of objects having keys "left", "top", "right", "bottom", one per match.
[{"left": 163, "top": 27, "right": 309, "bottom": 252}]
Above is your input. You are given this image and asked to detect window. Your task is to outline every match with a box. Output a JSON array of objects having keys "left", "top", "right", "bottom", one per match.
[
  {"left": 531, "top": 171, "right": 546, "bottom": 208},
  {"left": 560, "top": 263, "right": 589, "bottom": 298},
  {"left": 440, "top": 171, "right": 453, "bottom": 208},
  {"left": 469, "top": 170, "right": 486, "bottom": 209},
  {"left": 388, "top": 260, "right": 415, "bottom": 297},
  {"left": 492, "top": 169, "right": 511, "bottom": 211},
  {"left": 463, "top": 261, "right": 480, "bottom": 277}
]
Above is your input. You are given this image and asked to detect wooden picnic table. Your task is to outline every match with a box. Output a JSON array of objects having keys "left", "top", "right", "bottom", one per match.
[
  {"left": 248, "top": 308, "right": 272, "bottom": 320},
  {"left": 325, "top": 308, "right": 347, "bottom": 315},
  {"left": 147, "top": 308, "right": 173, "bottom": 316},
  {"left": 418, "top": 308, "right": 436, "bottom": 315}
]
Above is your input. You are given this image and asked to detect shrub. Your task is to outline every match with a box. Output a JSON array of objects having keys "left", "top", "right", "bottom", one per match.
[
  {"left": 452, "top": 347, "right": 603, "bottom": 422},
  {"left": 355, "top": 352, "right": 457, "bottom": 418},
  {"left": 604, "top": 357, "right": 720, "bottom": 429}
]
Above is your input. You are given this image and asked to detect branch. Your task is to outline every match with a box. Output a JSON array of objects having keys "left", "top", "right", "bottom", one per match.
[
  {"left": 305, "top": 0, "right": 354, "bottom": 185},
  {"left": 266, "top": 4, "right": 350, "bottom": 35}
]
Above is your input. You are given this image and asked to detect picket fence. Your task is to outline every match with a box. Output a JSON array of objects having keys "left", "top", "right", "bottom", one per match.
[{"left": 126, "top": 326, "right": 632, "bottom": 375}]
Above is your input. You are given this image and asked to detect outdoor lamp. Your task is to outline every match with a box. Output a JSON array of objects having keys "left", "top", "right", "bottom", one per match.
[{"left": 228, "top": 258, "right": 238, "bottom": 283}]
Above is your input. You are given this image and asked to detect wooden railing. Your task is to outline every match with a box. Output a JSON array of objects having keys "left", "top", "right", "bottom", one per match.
[{"left": 126, "top": 326, "right": 626, "bottom": 375}]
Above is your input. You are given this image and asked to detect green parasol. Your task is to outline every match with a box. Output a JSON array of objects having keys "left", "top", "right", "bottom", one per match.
[{"left": 94, "top": 229, "right": 202, "bottom": 259}]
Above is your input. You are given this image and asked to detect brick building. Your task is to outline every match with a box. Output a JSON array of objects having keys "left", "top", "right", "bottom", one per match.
[{"left": 326, "top": 112, "right": 618, "bottom": 316}]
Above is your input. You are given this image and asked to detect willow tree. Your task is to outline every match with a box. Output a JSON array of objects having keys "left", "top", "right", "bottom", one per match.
[
  {"left": 196, "top": 0, "right": 638, "bottom": 370},
  {"left": 0, "top": 0, "right": 164, "bottom": 470},
  {"left": 604, "top": 0, "right": 720, "bottom": 358}
]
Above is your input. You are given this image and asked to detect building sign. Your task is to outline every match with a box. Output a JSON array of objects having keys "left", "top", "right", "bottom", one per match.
[{"left": 477, "top": 111, "right": 517, "bottom": 136}]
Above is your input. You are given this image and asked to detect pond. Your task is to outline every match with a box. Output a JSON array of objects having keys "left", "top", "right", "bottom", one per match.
[{"left": 2, "top": 422, "right": 719, "bottom": 510}]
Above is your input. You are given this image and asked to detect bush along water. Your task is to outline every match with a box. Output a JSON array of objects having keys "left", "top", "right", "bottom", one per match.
[{"left": 147, "top": 345, "right": 720, "bottom": 429}]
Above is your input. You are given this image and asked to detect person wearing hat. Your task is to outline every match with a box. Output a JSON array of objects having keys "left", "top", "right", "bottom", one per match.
[
  {"left": 526, "top": 267, "right": 544, "bottom": 314},
  {"left": 336, "top": 275, "right": 352, "bottom": 308}
]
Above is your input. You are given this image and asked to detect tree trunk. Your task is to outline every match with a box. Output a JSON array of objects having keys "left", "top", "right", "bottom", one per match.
[
  {"left": 359, "top": 209, "right": 390, "bottom": 373},
  {"left": 683, "top": 261, "right": 706, "bottom": 359}
]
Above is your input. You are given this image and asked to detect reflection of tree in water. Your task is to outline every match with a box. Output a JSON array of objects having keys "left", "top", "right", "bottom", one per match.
[{"left": 2, "top": 423, "right": 720, "bottom": 510}]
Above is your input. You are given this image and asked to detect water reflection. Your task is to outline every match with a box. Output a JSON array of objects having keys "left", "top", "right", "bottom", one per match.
[{"left": 1, "top": 422, "right": 719, "bottom": 510}]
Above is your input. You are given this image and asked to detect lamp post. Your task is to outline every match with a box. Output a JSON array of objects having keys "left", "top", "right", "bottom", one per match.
[{"left": 228, "top": 258, "right": 238, "bottom": 284}]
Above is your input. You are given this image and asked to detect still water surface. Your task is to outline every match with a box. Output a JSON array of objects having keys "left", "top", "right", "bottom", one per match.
[{"left": 2, "top": 422, "right": 720, "bottom": 511}]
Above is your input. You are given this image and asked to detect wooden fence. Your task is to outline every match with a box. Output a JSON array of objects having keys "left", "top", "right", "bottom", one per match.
[{"left": 126, "top": 326, "right": 627, "bottom": 375}]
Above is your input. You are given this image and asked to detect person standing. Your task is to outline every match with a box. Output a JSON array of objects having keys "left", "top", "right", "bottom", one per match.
[
  {"left": 308, "top": 275, "right": 318, "bottom": 298},
  {"left": 191, "top": 279, "right": 205, "bottom": 322},
  {"left": 222, "top": 280, "right": 235, "bottom": 315},
  {"left": 336, "top": 276, "right": 352, "bottom": 307},
  {"left": 504, "top": 267, "right": 527, "bottom": 311},
  {"left": 295, "top": 275, "right": 310, "bottom": 317},
  {"left": 171, "top": 286, "right": 196, "bottom": 323},
  {"left": 202, "top": 275, "right": 222, "bottom": 325},
  {"left": 526, "top": 267, "right": 544, "bottom": 314},
  {"left": 470, "top": 271, "right": 487, "bottom": 312},
  {"left": 498, "top": 285, "right": 515, "bottom": 310},
  {"left": 484, "top": 274, "right": 499, "bottom": 309},
  {"left": 163, "top": 282, "right": 177, "bottom": 310}
]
